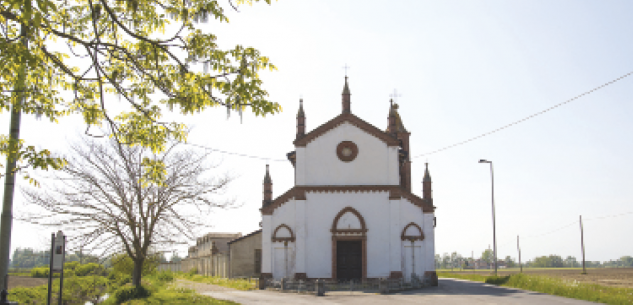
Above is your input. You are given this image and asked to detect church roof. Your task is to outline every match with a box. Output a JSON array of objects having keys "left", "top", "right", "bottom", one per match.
[
  {"left": 293, "top": 113, "right": 401, "bottom": 147},
  {"left": 261, "top": 185, "right": 435, "bottom": 215}
]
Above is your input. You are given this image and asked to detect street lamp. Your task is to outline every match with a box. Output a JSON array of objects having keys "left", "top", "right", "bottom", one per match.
[{"left": 479, "top": 159, "right": 497, "bottom": 276}]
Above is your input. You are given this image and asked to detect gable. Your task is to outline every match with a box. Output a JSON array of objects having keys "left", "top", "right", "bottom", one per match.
[
  {"left": 294, "top": 113, "right": 400, "bottom": 147},
  {"left": 296, "top": 121, "right": 399, "bottom": 186}
]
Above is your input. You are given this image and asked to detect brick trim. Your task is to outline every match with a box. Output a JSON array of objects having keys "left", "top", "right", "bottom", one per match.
[
  {"left": 331, "top": 207, "right": 367, "bottom": 280},
  {"left": 331, "top": 206, "right": 367, "bottom": 234},
  {"left": 401, "top": 222, "right": 425, "bottom": 241},
  {"left": 261, "top": 185, "right": 434, "bottom": 215},
  {"left": 272, "top": 224, "right": 295, "bottom": 243},
  {"left": 293, "top": 113, "right": 401, "bottom": 147},
  {"left": 336, "top": 141, "right": 358, "bottom": 162},
  {"left": 389, "top": 271, "right": 403, "bottom": 279},
  {"left": 294, "top": 273, "right": 307, "bottom": 280}
]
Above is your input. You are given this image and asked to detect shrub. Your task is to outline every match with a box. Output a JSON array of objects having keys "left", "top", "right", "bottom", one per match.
[
  {"left": 30, "top": 267, "right": 48, "bottom": 278},
  {"left": 188, "top": 267, "right": 198, "bottom": 276},
  {"left": 111, "top": 253, "right": 159, "bottom": 277},
  {"left": 114, "top": 285, "right": 151, "bottom": 303},
  {"left": 75, "top": 263, "right": 104, "bottom": 276},
  {"left": 156, "top": 271, "right": 174, "bottom": 282},
  {"left": 64, "top": 261, "right": 80, "bottom": 271},
  {"left": 107, "top": 271, "right": 132, "bottom": 290}
]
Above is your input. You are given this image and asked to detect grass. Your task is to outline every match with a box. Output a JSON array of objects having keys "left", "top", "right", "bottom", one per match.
[
  {"left": 439, "top": 271, "right": 633, "bottom": 305},
  {"left": 122, "top": 286, "right": 237, "bottom": 305},
  {"left": 176, "top": 273, "right": 258, "bottom": 291},
  {"left": 102, "top": 272, "right": 240, "bottom": 305}
]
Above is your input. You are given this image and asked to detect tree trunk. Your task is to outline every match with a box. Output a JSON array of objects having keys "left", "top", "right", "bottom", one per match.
[{"left": 132, "top": 258, "right": 144, "bottom": 287}]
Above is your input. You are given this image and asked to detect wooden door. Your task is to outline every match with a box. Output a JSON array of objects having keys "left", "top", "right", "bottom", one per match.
[{"left": 336, "top": 241, "right": 362, "bottom": 281}]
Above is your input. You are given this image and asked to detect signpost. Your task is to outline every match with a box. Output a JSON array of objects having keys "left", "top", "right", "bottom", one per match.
[{"left": 47, "top": 231, "right": 66, "bottom": 305}]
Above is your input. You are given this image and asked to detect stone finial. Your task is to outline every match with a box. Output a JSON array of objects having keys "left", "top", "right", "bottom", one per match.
[
  {"left": 423, "top": 163, "right": 432, "bottom": 201},
  {"left": 342, "top": 76, "right": 351, "bottom": 114},
  {"left": 263, "top": 164, "right": 272, "bottom": 205},
  {"left": 296, "top": 99, "right": 305, "bottom": 139}
]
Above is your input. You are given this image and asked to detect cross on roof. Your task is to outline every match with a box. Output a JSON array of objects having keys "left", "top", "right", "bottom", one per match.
[
  {"left": 342, "top": 64, "right": 351, "bottom": 77},
  {"left": 390, "top": 89, "right": 402, "bottom": 103}
]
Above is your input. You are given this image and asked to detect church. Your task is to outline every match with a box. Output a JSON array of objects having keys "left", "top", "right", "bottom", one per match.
[{"left": 260, "top": 77, "right": 437, "bottom": 284}]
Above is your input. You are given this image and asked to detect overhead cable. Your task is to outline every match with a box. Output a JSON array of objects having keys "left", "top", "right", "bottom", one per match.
[{"left": 413, "top": 71, "right": 633, "bottom": 158}]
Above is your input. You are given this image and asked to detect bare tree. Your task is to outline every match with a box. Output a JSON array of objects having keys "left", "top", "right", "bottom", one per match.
[{"left": 21, "top": 136, "right": 234, "bottom": 286}]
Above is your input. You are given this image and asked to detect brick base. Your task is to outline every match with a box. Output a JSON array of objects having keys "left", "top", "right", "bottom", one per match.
[
  {"left": 423, "top": 271, "right": 438, "bottom": 286},
  {"left": 259, "top": 273, "right": 272, "bottom": 290},
  {"left": 389, "top": 271, "right": 403, "bottom": 279}
]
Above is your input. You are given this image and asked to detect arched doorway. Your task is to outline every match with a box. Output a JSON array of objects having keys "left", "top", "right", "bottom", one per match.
[{"left": 331, "top": 207, "right": 367, "bottom": 280}]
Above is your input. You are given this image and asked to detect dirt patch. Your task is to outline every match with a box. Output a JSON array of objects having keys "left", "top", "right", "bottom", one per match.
[
  {"left": 450, "top": 268, "right": 633, "bottom": 289},
  {"left": 174, "top": 279, "right": 238, "bottom": 294},
  {"left": 8, "top": 276, "right": 47, "bottom": 290}
]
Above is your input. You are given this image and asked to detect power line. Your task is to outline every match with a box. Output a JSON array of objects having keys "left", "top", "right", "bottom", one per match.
[
  {"left": 584, "top": 211, "right": 633, "bottom": 221},
  {"left": 413, "top": 71, "right": 633, "bottom": 158},
  {"left": 184, "top": 142, "right": 287, "bottom": 162},
  {"left": 183, "top": 71, "right": 633, "bottom": 162}
]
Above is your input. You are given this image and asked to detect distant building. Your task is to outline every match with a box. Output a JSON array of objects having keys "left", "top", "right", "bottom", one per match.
[{"left": 228, "top": 230, "right": 262, "bottom": 278}]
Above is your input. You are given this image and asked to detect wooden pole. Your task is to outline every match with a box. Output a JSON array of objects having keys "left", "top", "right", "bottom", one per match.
[{"left": 580, "top": 215, "right": 586, "bottom": 274}]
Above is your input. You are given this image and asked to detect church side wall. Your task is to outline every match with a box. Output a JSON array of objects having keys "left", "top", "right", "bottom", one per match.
[{"left": 299, "top": 122, "right": 399, "bottom": 186}]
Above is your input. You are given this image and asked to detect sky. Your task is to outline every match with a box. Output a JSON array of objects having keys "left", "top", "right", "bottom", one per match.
[{"left": 2, "top": 0, "right": 633, "bottom": 263}]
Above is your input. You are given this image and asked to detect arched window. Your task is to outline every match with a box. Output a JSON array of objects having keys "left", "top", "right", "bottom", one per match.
[
  {"left": 401, "top": 222, "right": 424, "bottom": 241},
  {"left": 271, "top": 224, "right": 295, "bottom": 243}
]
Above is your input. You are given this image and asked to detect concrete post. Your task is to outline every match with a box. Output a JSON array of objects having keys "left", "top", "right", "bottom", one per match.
[{"left": 316, "top": 279, "right": 325, "bottom": 296}]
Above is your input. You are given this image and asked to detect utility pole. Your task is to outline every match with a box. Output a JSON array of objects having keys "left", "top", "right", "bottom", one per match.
[
  {"left": 1, "top": 24, "right": 27, "bottom": 305},
  {"left": 580, "top": 215, "right": 586, "bottom": 274},
  {"left": 479, "top": 159, "right": 497, "bottom": 276},
  {"left": 517, "top": 235, "right": 522, "bottom": 273}
]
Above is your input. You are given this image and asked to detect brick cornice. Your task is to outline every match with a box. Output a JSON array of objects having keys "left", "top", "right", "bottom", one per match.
[
  {"left": 293, "top": 113, "right": 401, "bottom": 147},
  {"left": 260, "top": 185, "right": 435, "bottom": 215}
]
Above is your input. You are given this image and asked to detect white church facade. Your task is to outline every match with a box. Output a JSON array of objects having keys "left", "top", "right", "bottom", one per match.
[{"left": 260, "top": 78, "right": 437, "bottom": 284}]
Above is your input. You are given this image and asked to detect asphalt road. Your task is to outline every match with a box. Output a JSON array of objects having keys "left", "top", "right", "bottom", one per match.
[{"left": 202, "top": 278, "right": 597, "bottom": 304}]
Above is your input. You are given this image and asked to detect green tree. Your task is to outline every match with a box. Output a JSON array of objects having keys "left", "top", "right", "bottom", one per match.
[
  {"left": 505, "top": 256, "right": 516, "bottom": 268},
  {"left": 1, "top": 0, "right": 280, "bottom": 181},
  {"left": 481, "top": 249, "right": 494, "bottom": 264},
  {"left": 621, "top": 256, "right": 633, "bottom": 267}
]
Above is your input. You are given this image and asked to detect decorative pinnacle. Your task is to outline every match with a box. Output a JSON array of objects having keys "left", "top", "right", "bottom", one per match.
[
  {"left": 264, "top": 164, "right": 272, "bottom": 183},
  {"left": 343, "top": 76, "right": 350, "bottom": 95},
  {"left": 423, "top": 163, "right": 431, "bottom": 182},
  {"left": 297, "top": 99, "right": 305, "bottom": 117}
]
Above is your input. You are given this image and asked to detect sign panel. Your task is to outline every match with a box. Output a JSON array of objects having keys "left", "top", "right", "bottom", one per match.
[{"left": 52, "top": 230, "right": 65, "bottom": 272}]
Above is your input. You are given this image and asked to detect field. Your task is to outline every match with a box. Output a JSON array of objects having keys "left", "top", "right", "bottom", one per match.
[
  {"left": 7, "top": 275, "right": 47, "bottom": 290},
  {"left": 439, "top": 268, "right": 633, "bottom": 289}
]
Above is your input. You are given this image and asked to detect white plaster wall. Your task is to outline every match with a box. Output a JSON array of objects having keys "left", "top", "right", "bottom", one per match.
[
  {"left": 399, "top": 200, "right": 427, "bottom": 274},
  {"left": 269, "top": 200, "right": 297, "bottom": 279},
  {"left": 423, "top": 213, "right": 436, "bottom": 272},
  {"left": 304, "top": 191, "right": 392, "bottom": 278},
  {"left": 298, "top": 122, "right": 399, "bottom": 186},
  {"left": 295, "top": 200, "right": 306, "bottom": 275},
  {"left": 389, "top": 199, "right": 401, "bottom": 273}
]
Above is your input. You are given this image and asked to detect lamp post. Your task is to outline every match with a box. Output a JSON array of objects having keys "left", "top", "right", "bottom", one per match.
[{"left": 479, "top": 159, "right": 497, "bottom": 276}]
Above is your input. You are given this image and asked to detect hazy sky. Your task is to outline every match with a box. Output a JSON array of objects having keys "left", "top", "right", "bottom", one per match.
[{"left": 2, "top": 0, "right": 633, "bottom": 262}]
